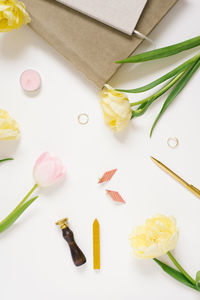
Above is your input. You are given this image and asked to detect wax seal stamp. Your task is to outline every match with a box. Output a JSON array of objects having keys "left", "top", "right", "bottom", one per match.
[{"left": 56, "top": 218, "right": 86, "bottom": 267}]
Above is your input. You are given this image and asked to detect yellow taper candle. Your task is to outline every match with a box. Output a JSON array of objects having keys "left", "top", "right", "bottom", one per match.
[{"left": 93, "top": 218, "right": 100, "bottom": 270}]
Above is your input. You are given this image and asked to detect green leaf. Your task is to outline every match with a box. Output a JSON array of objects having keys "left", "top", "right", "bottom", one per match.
[
  {"left": 150, "top": 58, "right": 200, "bottom": 137},
  {"left": 196, "top": 271, "right": 200, "bottom": 290},
  {"left": 0, "top": 196, "right": 38, "bottom": 233},
  {"left": 116, "top": 36, "right": 200, "bottom": 63},
  {"left": 0, "top": 158, "right": 14, "bottom": 163},
  {"left": 196, "top": 271, "right": 200, "bottom": 282},
  {"left": 154, "top": 258, "right": 199, "bottom": 291},
  {"left": 116, "top": 53, "right": 200, "bottom": 93},
  {"left": 132, "top": 71, "right": 185, "bottom": 117}
]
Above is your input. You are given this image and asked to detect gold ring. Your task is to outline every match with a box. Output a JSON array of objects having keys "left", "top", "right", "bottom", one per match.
[
  {"left": 167, "top": 137, "right": 179, "bottom": 149},
  {"left": 78, "top": 113, "right": 89, "bottom": 125}
]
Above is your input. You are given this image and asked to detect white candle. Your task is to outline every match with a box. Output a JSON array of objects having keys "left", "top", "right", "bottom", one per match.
[{"left": 20, "top": 69, "right": 41, "bottom": 92}]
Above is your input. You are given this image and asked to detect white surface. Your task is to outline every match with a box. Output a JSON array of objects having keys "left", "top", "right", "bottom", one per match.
[
  {"left": 56, "top": 0, "right": 147, "bottom": 35},
  {"left": 0, "top": 1, "right": 200, "bottom": 299}
]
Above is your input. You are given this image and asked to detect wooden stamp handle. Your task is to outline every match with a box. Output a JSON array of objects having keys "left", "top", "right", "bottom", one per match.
[{"left": 62, "top": 227, "right": 86, "bottom": 267}]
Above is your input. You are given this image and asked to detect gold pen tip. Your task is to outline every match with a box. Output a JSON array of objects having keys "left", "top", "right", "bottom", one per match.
[{"left": 150, "top": 156, "right": 160, "bottom": 164}]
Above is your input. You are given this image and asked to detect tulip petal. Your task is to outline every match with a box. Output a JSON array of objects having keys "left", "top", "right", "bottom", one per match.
[
  {"left": 34, "top": 152, "right": 49, "bottom": 166},
  {"left": 100, "top": 85, "right": 132, "bottom": 132},
  {"left": 33, "top": 153, "right": 65, "bottom": 187},
  {"left": 130, "top": 215, "right": 178, "bottom": 259}
]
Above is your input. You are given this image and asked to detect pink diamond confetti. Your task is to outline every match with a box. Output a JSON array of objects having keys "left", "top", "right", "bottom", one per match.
[
  {"left": 106, "top": 190, "right": 126, "bottom": 204},
  {"left": 98, "top": 168, "right": 117, "bottom": 184}
]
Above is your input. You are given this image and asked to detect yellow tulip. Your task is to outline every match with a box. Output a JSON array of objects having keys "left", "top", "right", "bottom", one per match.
[
  {"left": 0, "top": 0, "right": 30, "bottom": 32},
  {"left": 130, "top": 214, "right": 178, "bottom": 259},
  {"left": 100, "top": 84, "right": 132, "bottom": 132},
  {"left": 0, "top": 109, "right": 20, "bottom": 140}
]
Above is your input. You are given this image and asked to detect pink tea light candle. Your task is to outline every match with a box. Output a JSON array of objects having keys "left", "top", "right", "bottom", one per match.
[{"left": 20, "top": 69, "right": 41, "bottom": 92}]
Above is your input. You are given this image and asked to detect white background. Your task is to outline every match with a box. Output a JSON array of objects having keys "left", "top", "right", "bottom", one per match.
[{"left": 0, "top": 1, "right": 200, "bottom": 299}]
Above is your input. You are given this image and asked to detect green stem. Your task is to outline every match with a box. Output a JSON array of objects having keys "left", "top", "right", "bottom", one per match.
[
  {"left": 130, "top": 70, "right": 186, "bottom": 107},
  {"left": 167, "top": 251, "right": 196, "bottom": 285},
  {"left": 0, "top": 183, "right": 38, "bottom": 226},
  {"left": 0, "top": 158, "right": 14, "bottom": 163},
  {"left": 131, "top": 69, "right": 187, "bottom": 118},
  {"left": 14, "top": 184, "right": 38, "bottom": 212}
]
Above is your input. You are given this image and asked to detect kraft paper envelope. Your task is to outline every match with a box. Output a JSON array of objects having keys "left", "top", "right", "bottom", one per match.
[
  {"left": 55, "top": 0, "right": 148, "bottom": 35},
  {"left": 23, "top": 0, "right": 178, "bottom": 88}
]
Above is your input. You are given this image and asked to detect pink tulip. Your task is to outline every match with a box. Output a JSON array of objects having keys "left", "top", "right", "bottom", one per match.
[
  {"left": 33, "top": 152, "right": 65, "bottom": 187},
  {"left": 0, "top": 152, "right": 66, "bottom": 234}
]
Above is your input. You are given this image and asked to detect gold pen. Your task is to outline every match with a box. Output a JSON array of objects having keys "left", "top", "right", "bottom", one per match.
[{"left": 151, "top": 156, "right": 200, "bottom": 198}]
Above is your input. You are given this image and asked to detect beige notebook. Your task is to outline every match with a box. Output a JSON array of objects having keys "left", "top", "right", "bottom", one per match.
[
  {"left": 55, "top": 0, "right": 147, "bottom": 35},
  {"left": 24, "top": 0, "right": 178, "bottom": 87}
]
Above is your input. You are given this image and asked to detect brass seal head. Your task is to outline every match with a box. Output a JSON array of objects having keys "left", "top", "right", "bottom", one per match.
[{"left": 55, "top": 218, "right": 68, "bottom": 229}]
